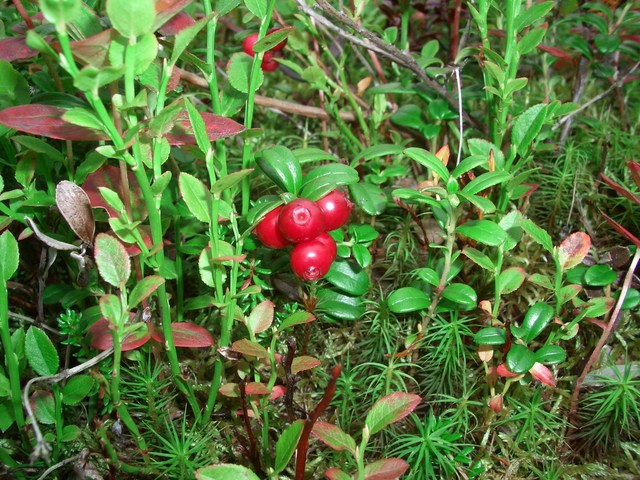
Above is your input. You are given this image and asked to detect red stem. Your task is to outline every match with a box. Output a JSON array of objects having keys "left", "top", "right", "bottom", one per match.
[{"left": 295, "top": 364, "right": 341, "bottom": 480}]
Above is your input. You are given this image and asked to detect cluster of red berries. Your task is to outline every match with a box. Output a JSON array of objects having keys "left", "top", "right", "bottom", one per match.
[
  {"left": 242, "top": 28, "right": 287, "bottom": 72},
  {"left": 255, "top": 190, "right": 353, "bottom": 281}
]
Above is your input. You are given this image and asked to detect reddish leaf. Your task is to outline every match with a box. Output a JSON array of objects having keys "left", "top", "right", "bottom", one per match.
[
  {"left": 600, "top": 211, "right": 640, "bottom": 247},
  {"left": 270, "top": 385, "right": 286, "bottom": 401},
  {"left": 247, "top": 300, "right": 274, "bottom": 335},
  {"left": 529, "top": 362, "right": 556, "bottom": 387},
  {"left": 325, "top": 468, "right": 351, "bottom": 480},
  {"left": 165, "top": 111, "right": 244, "bottom": 145},
  {"left": 157, "top": 11, "right": 196, "bottom": 36},
  {"left": 538, "top": 44, "right": 573, "bottom": 58},
  {"left": 245, "top": 382, "right": 271, "bottom": 396},
  {"left": 365, "top": 393, "right": 421, "bottom": 435},
  {"left": 154, "top": 0, "right": 194, "bottom": 31},
  {"left": 167, "top": 65, "right": 181, "bottom": 92},
  {"left": 489, "top": 394, "right": 504, "bottom": 413},
  {"left": 496, "top": 363, "right": 518, "bottom": 378},
  {"left": 628, "top": 161, "right": 640, "bottom": 189},
  {"left": 601, "top": 173, "right": 640, "bottom": 204},
  {"left": 87, "top": 317, "right": 151, "bottom": 351},
  {"left": 312, "top": 422, "right": 356, "bottom": 453},
  {"left": 557, "top": 232, "right": 591, "bottom": 270},
  {"left": 219, "top": 383, "right": 240, "bottom": 397},
  {"left": 68, "top": 29, "right": 114, "bottom": 67},
  {"left": 363, "top": 458, "right": 410, "bottom": 480},
  {"left": 231, "top": 338, "right": 269, "bottom": 358},
  {"left": 0, "top": 105, "right": 108, "bottom": 141},
  {"left": 169, "top": 322, "right": 215, "bottom": 348},
  {"left": 0, "top": 36, "right": 40, "bottom": 62},
  {"left": 83, "top": 165, "right": 147, "bottom": 221},
  {"left": 291, "top": 356, "right": 321, "bottom": 374}
]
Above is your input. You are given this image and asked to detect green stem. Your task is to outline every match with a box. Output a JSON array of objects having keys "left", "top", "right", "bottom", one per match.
[
  {"left": 495, "top": 0, "right": 520, "bottom": 148},
  {"left": 0, "top": 279, "right": 25, "bottom": 429},
  {"left": 493, "top": 248, "right": 504, "bottom": 317}
]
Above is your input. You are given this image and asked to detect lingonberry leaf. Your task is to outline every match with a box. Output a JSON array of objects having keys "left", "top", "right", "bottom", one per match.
[
  {"left": 274, "top": 420, "right": 304, "bottom": 474},
  {"left": 474, "top": 327, "right": 507, "bottom": 346},
  {"left": 363, "top": 458, "right": 410, "bottom": 480},
  {"left": 349, "top": 183, "right": 387, "bottom": 215},
  {"left": 247, "top": 300, "right": 274, "bottom": 335},
  {"left": 0, "top": 36, "right": 39, "bottom": 62},
  {"left": 196, "top": 464, "right": 260, "bottom": 480},
  {"left": 0, "top": 105, "right": 109, "bottom": 141},
  {"left": 94, "top": 233, "right": 131, "bottom": 287},
  {"left": 55, "top": 181, "right": 95, "bottom": 244},
  {"left": 165, "top": 111, "right": 244, "bottom": 145},
  {"left": 299, "top": 164, "right": 359, "bottom": 200},
  {"left": 456, "top": 220, "right": 506, "bottom": 246},
  {"left": 316, "top": 288, "right": 365, "bottom": 321},
  {"left": 506, "top": 344, "right": 536, "bottom": 374},
  {"left": 387, "top": 287, "right": 430, "bottom": 313},
  {"left": 256, "top": 146, "right": 302, "bottom": 194},
  {"left": 312, "top": 422, "right": 356, "bottom": 454},
  {"left": 498, "top": 267, "right": 527, "bottom": 294},
  {"left": 534, "top": 345, "right": 567, "bottom": 365},
  {"left": 529, "top": 362, "right": 556, "bottom": 387},
  {"left": 512, "top": 302, "right": 554, "bottom": 343},
  {"left": 364, "top": 392, "right": 421, "bottom": 435},
  {"left": 325, "top": 260, "right": 369, "bottom": 296},
  {"left": 405, "top": 147, "right": 450, "bottom": 181},
  {"left": 25, "top": 326, "right": 59, "bottom": 376},
  {"left": 557, "top": 232, "right": 591, "bottom": 270}
]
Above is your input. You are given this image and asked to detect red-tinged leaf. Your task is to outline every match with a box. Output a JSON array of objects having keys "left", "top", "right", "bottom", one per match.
[
  {"left": 621, "top": 34, "right": 640, "bottom": 43},
  {"left": 165, "top": 111, "right": 244, "bottom": 145},
  {"left": 68, "top": 29, "right": 114, "bottom": 67},
  {"left": 489, "top": 394, "right": 503, "bottom": 413},
  {"left": 312, "top": 421, "right": 356, "bottom": 454},
  {"left": 157, "top": 11, "right": 195, "bottom": 36},
  {"left": 121, "top": 325, "right": 152, "bottom": 351},
  {"left": 245, "top": 382, "right": 271, "bottom": 396},
  {"left": 231, "top": 338, "right": 269, "bottom": 358},
  {"left": 270, "top": 385, "right": 286, "bottom": 401},
  {"left": 291, "top": 356, "right": 321, "bottom": 374},
  {"left": 247, "top": 300, "right": 274, "bottom": 335},
  {"left": 128, "top": 275, "right": 165, "bottom": 309},
  {"left": 0, "top": 105, "right": 108, "bottom": 141},
  {"left": 601, "top": 173, "right": 640, "bottom": 204},
  {"left": 529, "top": 362, "right": 556, "bottom": 387},
  {"left": 497, "top": 363, "right": 518, "bottom": 377},
  {"left": 219, "top": 383, "right": 239, "bottom": 397},
  {"left": 600, "top": 211, "right": 640, "bottom": 247},
  {"left": 83, "top": 165, "right": 147, "bottom": 221},
  {"left": 628, "top": 161, "right": 640, "bottom": 189},
  {"left": 87, "top": 317, "right": 151, "bottom": 351},
  {"left": 325, "top": 468, "right": 351, "bottom": 480},
  {"left": 0, "top": 36, "right": 39, "bottom": 62},
  {"left": 538, "top": 44, "right": 573, "bottom": 58},
  {"left": 170, "top": 322, "right": 215, "bottom": 348},
  {"left": 11, "top": 13, "right": 46, "bottom": 34},
  {"left": 365, "top": 393, "right": 421, "bottom": 435},
  {"left": 167, "top": 64, "right": 181, "bottom": 92},
  {"left": 153, "top": 0, "right": 193, "bottom": 31},
  {"left": 363, "top": 458, "right": 410, "bottom": 480},
  {"left": 557, "top": 232, "right": 591, "bottom": 270}
]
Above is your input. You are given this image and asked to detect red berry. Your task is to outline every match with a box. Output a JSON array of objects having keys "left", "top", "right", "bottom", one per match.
[
  {"left": 255, "top": 206, "right": 290, "bottom": 249},
  {"left": 278, "top": 199, "right": 326, "bottom": 243},
  {"left": 290, "top": 238, "right": 334, "bottom": 281},
  {"left": 316, "top": 190, "right": 353, "bottom": 231},
  {"left": 267, "top": 27, "right": 288, "bottom": 51},
  {"left": 242, "top": 33, "right": 259, "bottom": 56},
  {"left": 261, "top": 51, "right": 279, "bottom": 72},
  {"left": 315, "top": 232, "right": 337, "bottom": 262}
]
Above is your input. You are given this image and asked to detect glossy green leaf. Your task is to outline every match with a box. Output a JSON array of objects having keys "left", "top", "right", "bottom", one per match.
[
  {"left": 316, "top": 288, "right": 365, "bottom": 320},
  {"left": 404, "top": 147, "right": 449, "bottom": 180},
  {"left": 26, "top": 327, "right": 59, "bottom": 376},
  {"left": 277, "top": 311, "right": 315, "bottom": 332},
  {"left": 274, "top": 420, "right": 304, "bottom": 474},
  {"left": 511, "top": 302, "right": 554, "bottom": 343},
  {"left": 106, "top": 0, "right": 156, "bottom": 38},
  {"left": 506, "top": 344, "right": 536, "bottom": 374},
  {"left": 253, "top": 27, "right": 293, "bottom": 53},
  {"left": 349, "top": 183, "right": 387, "bottom": 215},
  {"left": 462, "top": 172, "right": 511, "bottom": 195},
  {"left": 474, "top": 327, "right": 507, "bottom": 346},
  {"left": 582, "top": 296, "right": 614, "bottom": 318},
  {"left": 94, "top": 233, "right": 131, "bottom": 287},
  {"left": 212, "top": 169, "right": 253, "bottom": 194},
  {"left": 325, "top": 260, "right": 369, "bottom": 296},
  {"left": 365, "top": 392, "right": 421, "bottom": 435},
  {"left": 514, "top": 1, "right": 554, "bottom": 31},
  {"left": 62, "top": 375, "right": 94, "bottom": 405},
  {"left": 300, "top": 164, "right": 359, "bottom": 200},
  {"left": 462, "top": 247, "right": 494, "bottom": 271},
  {"left": 534, "top": 345, "right": 566, "bottom": 365},
  {"left": 512, "top": 104, "right": 547, "bottom": 156},
  {"left": 387, "top": 287, "right": 430, "bottom": 313},
  {"left": 520, "top": 218, "right": 553, "bottom": 253},
  {"left": 256, "top": 146, "right": 302, "bottom": 194},
  {"left": 441, "top": 283, "right": 477, "bottom": 309},
  {"left": 584, "top": 264, "right": 616, "bottom": 287},
  {"left": 498, "top": 267, "right": 526, "bottom": 294},
  {"left": 456, "top": 220, "right": 506, "bottom": 247}
]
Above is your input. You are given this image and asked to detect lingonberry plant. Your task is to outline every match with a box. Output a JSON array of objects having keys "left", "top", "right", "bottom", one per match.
[{"left": 0, "top": 0, "right": 638, "bottom": 479}]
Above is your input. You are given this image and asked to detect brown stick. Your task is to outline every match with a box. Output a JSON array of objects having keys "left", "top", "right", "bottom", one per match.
[{"left": 178, "top": 68, "right": 357, "bottom": 122}]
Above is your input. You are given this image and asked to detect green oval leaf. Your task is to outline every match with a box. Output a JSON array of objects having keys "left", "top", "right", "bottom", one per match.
[
  {"left": 404, "top": 147, "right": 449, "bottom": 181},
  {"left": 387, "top": 287, "right": 430, "bottom": 313},
  {"left": 179, "top": 172, "right": 212, "bottom": 223},
  {"left": 40, "top": 0, "right": 82, "bottom": 26},
  {"left": 584, "top": 264, "right": 616, "bottom": 287},
  {"left": 312, "top": 421, "right": 356, "bottom": 454},
  {"left": 456, "top": 220, "right": 506, "bottom": 247},
  {"left": 62, "top": 375, "right": 94, "bottom": 405},
  {"left": 26, "top": 326, "right": 59, "bottom": 376},
  {"left": 300, "top": 164, "right": 359, "bottom": 200},
  {"left": 325, "top": 260, "right": 369, "bottom": 296},
  {"left": 365, "top": 392, "right": 421, "bottom": 435},
  {"left": 461, "top": 172, "right": 511, "bottom": 195},
  {"left": 106, "top": 0, "right": 156, "bottom": 38},
  {"left": 196, "top": 464, "right": 260, "bottom": 480},
  {"left": 227, "top": 53, "right": 264, "bottom": 94},
  {"left": 498, "top": 267, "right": 526, "bottom": 294},
  {"left": 506, "top": 344, "right": 536, "bottom": 374},
  {"left": 94, "top": 233, "right": 131, "bottom": 287},
  {"left": 512, "top": 302, "right": 554, "bottom": 343},
  {"left": 256, "top": 146, "right": 302, "bottom": 194},
  {"left": 349, "top": 183, "right": 387, "bottom": 215},
  {"left": 0, "top": 230, "right": 19, "bottom": 282},
  {"left": 441, "top": 283, "right": 477, "bottom": 308},
  {"left": 557, "top": 232, "right": 591, "bottom": 271},
  {"left": 534, "top": 345, "right": 566, "bottom": 365},
  {"left": 128, "top": 275, "right": 165, "bottom": 309},
  {"left": 316, "top": 288, "right": 364, "bottom": 321},
  {"left": 274, "top": 420, "right": 304, "bottom": 474},
  {"left": 474, "top": 327, "right": 507, "bottom": 346}
]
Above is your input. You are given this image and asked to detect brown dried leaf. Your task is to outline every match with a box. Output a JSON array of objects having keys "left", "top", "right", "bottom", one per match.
[{"left": 56, "top": 181, "right": 95, "bottom": 244}]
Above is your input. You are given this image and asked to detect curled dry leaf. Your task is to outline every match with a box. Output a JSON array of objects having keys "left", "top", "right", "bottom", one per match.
[
  {"left": 56, "top": 181, "right": 95, "bottom": 244},
  {"left": 25, "top": 217, "right": 80, "bottom": 251},
  {"left": 557, "top": 232, "right": 591, "bottom": 270}
]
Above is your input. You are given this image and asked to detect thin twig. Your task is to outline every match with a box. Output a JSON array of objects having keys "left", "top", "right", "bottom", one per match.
[
  {"left": 23, "top": 348, "right": 113, "bottom": 462},
  {"left": 568, "top": 248, "right": 640, "bottom": 426},
  {"left": 36, "top": 454, "right": 81, "bottom": 480}
]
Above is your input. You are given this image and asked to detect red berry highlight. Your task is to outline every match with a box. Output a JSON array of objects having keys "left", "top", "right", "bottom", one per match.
[
  {"left": 242, "top": 33, "right": 259, "bottom": 56},
  {"left": 316, "top": 190, "right": 353, "bottom": 231},
  {"left": 278, "top": 199, "right": 325, "bottom": 243},
  {"left": 261, "top": 51, "right": 279, "bottom": 72},
  {"left": 290, "top": 238, "right": 334, "bottom": 281},
  {"left": 255, "top": 206, "right": 290, "bottom": 249},
  {"left": 314, "top": 232, "right": 337, "bottom": 262}
]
